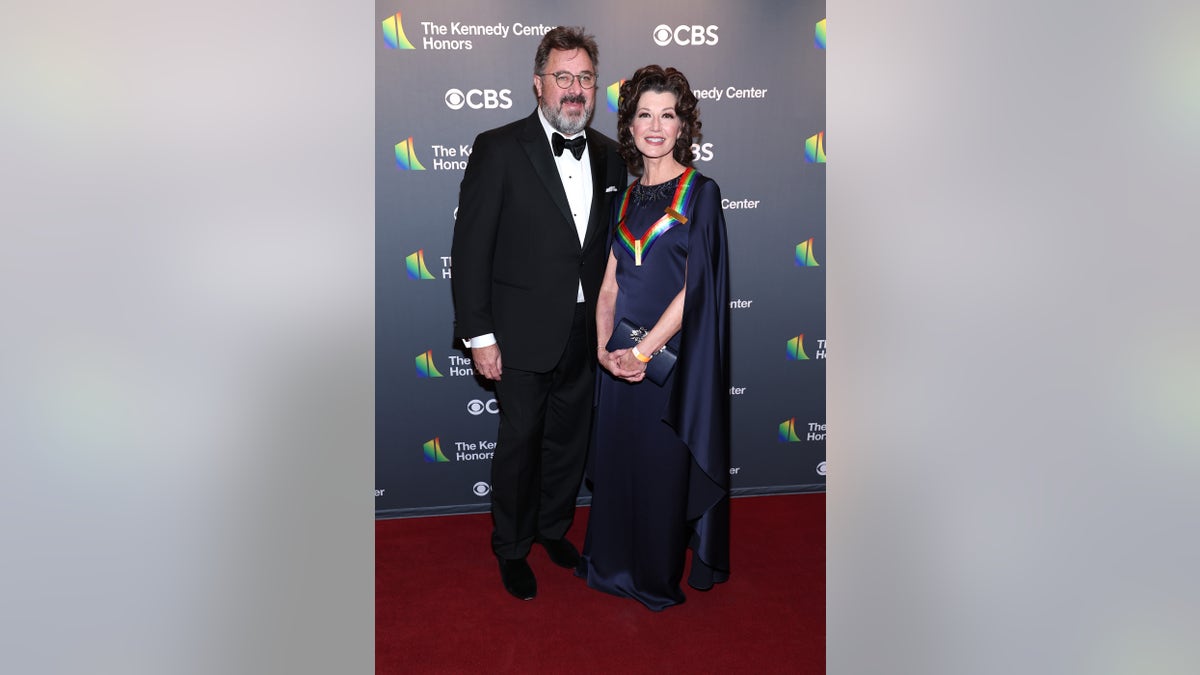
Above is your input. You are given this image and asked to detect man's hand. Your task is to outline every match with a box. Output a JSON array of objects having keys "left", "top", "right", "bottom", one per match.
[{"left": 472, "top": 344, "right": 503, "bottom": 381}]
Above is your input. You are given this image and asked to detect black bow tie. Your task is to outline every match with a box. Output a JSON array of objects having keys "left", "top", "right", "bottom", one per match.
[{"left": 552, "top": 132, "right": 587, "bottom": 160}]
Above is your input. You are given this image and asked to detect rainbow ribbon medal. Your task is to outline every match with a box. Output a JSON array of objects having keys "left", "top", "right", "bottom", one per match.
[{"left": 615, "top": 168, "right": 698, "bottom": 266}]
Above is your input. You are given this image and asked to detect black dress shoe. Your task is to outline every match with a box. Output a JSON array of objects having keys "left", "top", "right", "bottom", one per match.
[
  {"left": 497, "top": 557, "right": 537, "bottom": 600},
  {"left": 538, "top": 538, "right": 581, "bottom": 569}
]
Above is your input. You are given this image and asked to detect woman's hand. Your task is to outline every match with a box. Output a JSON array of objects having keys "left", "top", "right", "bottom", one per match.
[{"left": 599, "top": 348, "right": 646, "bottom": 383}]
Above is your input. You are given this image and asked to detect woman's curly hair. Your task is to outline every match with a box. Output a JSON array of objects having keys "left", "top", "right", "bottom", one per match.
[{"left": 616, "top": 65, "right": 701, "bottom": 176}]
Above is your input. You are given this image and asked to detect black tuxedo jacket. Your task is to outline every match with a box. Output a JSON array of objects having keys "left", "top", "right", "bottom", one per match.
[{"left": 451, "top": 111, "right": 627, "bottom": 372}]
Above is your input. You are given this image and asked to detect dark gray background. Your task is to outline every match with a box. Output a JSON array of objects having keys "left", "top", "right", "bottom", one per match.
[{"left": 377, "top": 0, "right": 827, "bottom": 516}]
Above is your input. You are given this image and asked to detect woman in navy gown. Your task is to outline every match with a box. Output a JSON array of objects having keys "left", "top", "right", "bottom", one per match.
[{"left": 576, "top": 65, "right": 731, "bottom": 611}]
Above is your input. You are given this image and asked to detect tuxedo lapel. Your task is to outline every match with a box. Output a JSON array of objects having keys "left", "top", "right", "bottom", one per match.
[
  {"left": 581, "top": 133, "right": 610, "bottom": 251},
  {"left": 517, "top": 112, "right": 575, "bottom": 233}
]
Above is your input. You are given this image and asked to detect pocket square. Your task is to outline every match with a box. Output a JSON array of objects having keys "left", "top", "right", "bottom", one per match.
[{"left": 605, "top": 186, "right": 619, "bottom": 192}]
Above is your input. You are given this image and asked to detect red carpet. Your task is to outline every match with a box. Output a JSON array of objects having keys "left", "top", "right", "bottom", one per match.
[{"left": 376, "top": 493, "right": 824, "bottom": 674}]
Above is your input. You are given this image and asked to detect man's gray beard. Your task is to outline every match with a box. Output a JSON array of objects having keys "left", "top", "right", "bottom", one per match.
[{"left": 540, "top": 97, "right": 593, "bottom": 136}]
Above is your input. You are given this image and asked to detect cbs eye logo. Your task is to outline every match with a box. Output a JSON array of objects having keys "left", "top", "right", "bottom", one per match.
[
  {"left": 473, "top": 481, "right": 491, "bottom": 496},
  {"left": 445, "top": 88, "right": 513, "bottom": 110},
  {"left": 467, "top": 398, "right": 500, "bottom": 415},
  {"left": 653, "top": 24, "right": 719, "bottom": 46}
]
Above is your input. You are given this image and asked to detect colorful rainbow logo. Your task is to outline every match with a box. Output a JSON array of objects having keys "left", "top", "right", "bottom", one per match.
[
  {"left": 795, "top": 238, "right": 820, "bottom": 267},
  {"left": 787, "top": 335, "right": 810, "bottom": 360},
  {"left": 423, "top": 438, "right": 449, "bottom": 462},
  {"left": 815, "top": 19, "right": 827, "bottom": 50},
  {"left": 607, "top": 80, "right": 624, "bottom": 112},
  {"left": 406, "top": 250, "right": 435, "bottom": 280},
  {"left": 805, "top": 131, "right": 826, "bottom": 163},
  {"left": 382, "top": 12, "right": 416, "bottom": 50},
  {"left": 415, "top": 350, "right": 444, "bottom": 378},
  {"left": 778, "top": 418, "right": 803, "bottom": 442},
  {"left": 395, "top": 137, "right": 426, "bottom": 171}
]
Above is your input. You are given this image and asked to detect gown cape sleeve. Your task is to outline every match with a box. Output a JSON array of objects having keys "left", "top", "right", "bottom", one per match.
[{"left": 664, "top": 172, "right": 731, "bottom": 586}]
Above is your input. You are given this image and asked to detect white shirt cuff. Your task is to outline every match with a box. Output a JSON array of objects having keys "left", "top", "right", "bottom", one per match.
[{"left": 464, "top": 333, "right": 497, "bottom": 349}]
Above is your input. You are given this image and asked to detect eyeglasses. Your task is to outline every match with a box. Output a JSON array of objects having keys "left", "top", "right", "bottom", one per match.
[{"left": 538, "top": 71, "right": 597, "bottom": 89}]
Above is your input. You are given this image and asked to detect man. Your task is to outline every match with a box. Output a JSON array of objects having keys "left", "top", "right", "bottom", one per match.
[{"left": 450, "top": 26, "right": 627, "bottom": 601}]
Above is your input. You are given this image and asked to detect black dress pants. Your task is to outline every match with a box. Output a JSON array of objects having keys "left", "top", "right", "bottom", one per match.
[{"left": 489, "top": 304, "right": 592, "bottom": 560}]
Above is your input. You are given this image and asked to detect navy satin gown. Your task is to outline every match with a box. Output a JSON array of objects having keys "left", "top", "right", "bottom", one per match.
[{"left": 577, "top": 171, "right": 730, "bottom": 611}]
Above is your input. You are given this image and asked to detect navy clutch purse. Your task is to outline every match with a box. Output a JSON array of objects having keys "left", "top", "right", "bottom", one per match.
[{"left": 605, "top": 317, "right": 678, "bottom": 386}]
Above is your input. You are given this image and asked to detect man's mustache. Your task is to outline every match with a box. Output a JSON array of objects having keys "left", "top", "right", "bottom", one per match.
[{"left": 559, "top": 94, "right": 588, "bottom": 106}]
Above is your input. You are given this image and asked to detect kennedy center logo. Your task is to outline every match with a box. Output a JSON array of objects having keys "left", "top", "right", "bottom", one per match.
[
  {"left": 407, "top": 250, "right": 435, "bottom": 280},
  {"left": 795, "top": 238, "right": 821, "bottom": 267},
  {"left": 778, "top": 418, "right": 803, "bottom": 442},
  {"left": 423, "top": 438, "right": 449, "bottom": 463},
  {"left": 395, "top": 137, "right": 426, "bottom": 171},
  {"left": 415, "top": 350, "right": 444, "bottom": 378},
  {"left": 805, "top": 132, "right": 826, "bottom": 163},
  {"left": 787, "top": 334, "right": 810, "bottom": 361},
  {"left": 815, "top": 19, "right": 827, "bottom": 50},
  {"left": 607, "top": 80, "right": 625, "bottom": 112},
  {"left": 382, "top": 12, "right": 416, "bottom": 49}
]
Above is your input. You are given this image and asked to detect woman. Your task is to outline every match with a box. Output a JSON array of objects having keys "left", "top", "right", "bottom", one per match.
[{"left": 576, "top": 65, "right": 731, "bottom": 611}]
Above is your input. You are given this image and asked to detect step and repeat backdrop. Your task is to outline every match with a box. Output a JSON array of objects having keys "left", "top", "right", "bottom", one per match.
[{"left": 377, "top": 0, "right": 825, "bottom": 517}]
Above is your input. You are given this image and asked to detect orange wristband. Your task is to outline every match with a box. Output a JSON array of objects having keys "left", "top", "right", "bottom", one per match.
[{"left": 631, "top": 346, "right": 652, "bottom": 363}]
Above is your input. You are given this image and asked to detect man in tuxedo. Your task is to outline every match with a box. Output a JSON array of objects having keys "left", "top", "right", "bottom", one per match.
[{"left": 450, "top": 26, "right": 627, "bottom": 601}]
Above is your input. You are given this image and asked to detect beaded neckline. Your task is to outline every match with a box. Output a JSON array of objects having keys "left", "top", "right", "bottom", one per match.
[{"left": 631, "top": 175, "right": 681, "bottom": 205}]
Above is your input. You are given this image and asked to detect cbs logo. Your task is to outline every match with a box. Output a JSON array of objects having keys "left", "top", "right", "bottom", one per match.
[
  {"left": 467, "top": 399, "right": 500, "bottom": 415},
  {"left": 816, "top": 461, "right": 827, "bottom": 476},
  {"left": 445, "top": 88, "right": 513, "bottom": 110},
  {"left": 652, "top": 24, "right": 719, "bottom": 46},
  {"left": 472, "top": 481, "right": 491, "bottom": 496},
  {"left": 691, "top": 142, "right": 714, "bottom": 162}
]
